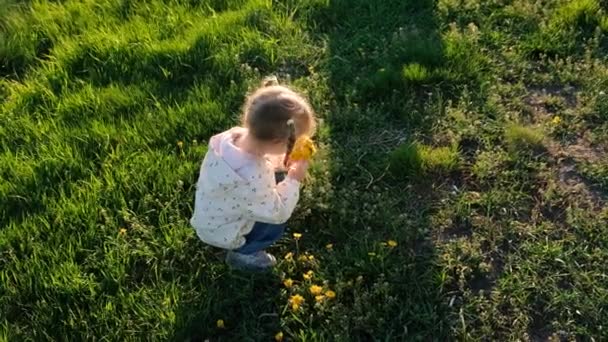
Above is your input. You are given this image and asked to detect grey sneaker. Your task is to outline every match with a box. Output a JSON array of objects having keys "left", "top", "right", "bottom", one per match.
[{"left": 226, "top": 251, "right": 277, "bottom": 270}]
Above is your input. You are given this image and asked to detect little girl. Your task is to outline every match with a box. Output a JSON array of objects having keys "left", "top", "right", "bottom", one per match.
[{"left": 190, "top": 78, "right": 316, "bottom": 270}]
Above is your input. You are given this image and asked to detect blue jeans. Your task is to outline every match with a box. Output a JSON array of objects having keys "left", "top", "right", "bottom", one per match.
[{"left": 234, "top": 221, "right": 286, "bottom": 254}]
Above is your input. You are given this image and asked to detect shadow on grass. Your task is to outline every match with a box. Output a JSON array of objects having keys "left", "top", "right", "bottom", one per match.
[
  {"left": 302, "top": 0, "right": 453, "bottom": 339},
  {"left": 170, "top": 257, "right": 286, "bottom": 341}
]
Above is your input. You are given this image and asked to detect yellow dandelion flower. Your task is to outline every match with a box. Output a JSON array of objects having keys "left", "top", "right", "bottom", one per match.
[
  {"left": 283, "top": 278, "right": 294, "bottom": 288},
  {"left": 298, "top": 255, "right": 308, "bottom": 263},
  {"left": 275, "top": 332, "right": 284, "bottom": 341},
  {"left": 289, "top": 294, "right": 305, "bottom": 311},
  {"left": 119, "top": 228, "right": 127, "bottom": 235},
  {"left": 216, "top": 319, "right": 225, "bottom": 328},
  {"left": 552, "top": 116, "right": 562, "bottom": 125},
  {"left": 293, "top": 232, "right": 302, "bottom": 240},
  {"left": 325, "top": 243, "right": 333, "bottom": 250},
  {"left": 325, "top": 290, "right": 336, "bottom": 299},
  {"left": 387, "top": 240, "right": 398, "bottom": 248},
  {"left": 315, "top": 295, "right": 325, "bottom": 302},
  {"left": 303, "top": 270, "right": 314, "bottom": 280},
  {"left": 177, "top": 141, "right": 184, "bottom": 148},
  {"left": 284, "top": 252, "right": 294, "bottom": 261},
  {"left": 308, "top": 255, "right": 315, "bottom": 261},
  {"left": 309, "top": 285, "right": 323, "bottom": 295}
]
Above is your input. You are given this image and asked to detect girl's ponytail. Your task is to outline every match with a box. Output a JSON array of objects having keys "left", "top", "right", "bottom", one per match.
[{"left": 283, "top": 119, "right": 296, "bottom": 167}]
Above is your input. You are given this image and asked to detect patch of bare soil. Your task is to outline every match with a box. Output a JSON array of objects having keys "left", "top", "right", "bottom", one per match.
[
  {"left": 522, "top": 84, "right": 606, "bottom": 209},
  {"left": 544, "top": 136, "right": 607, "bottom": 208},
  {"left": 524, "top": 85, "right": 578, "bottom": 121}
]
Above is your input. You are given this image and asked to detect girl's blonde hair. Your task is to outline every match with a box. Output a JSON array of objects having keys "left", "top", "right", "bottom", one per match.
[{"left": 242, "top": 77, "right": 316, "bottom": 143}]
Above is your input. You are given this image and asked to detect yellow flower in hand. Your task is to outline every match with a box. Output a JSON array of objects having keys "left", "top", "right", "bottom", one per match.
[{"left": 289, "top": 135, "right": 317, "bottom": 161}]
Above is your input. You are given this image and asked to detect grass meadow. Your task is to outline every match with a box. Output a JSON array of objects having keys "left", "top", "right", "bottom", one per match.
[{"left": 1, "top": 0, "right": 608, "bottom": 340}]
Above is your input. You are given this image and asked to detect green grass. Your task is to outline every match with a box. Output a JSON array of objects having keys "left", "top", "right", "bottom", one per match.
[
  {"left": 505, "top": 124, "right": 545, "bottom": 152},
  {"left": 390, "top": 141, "right": 460, "bottom": 179},
  {"left": 1, "top": 0, "right": 608, "bottom": 340},
  {"left": 402, "top": 63, "right": 431, "bottom": 84}
]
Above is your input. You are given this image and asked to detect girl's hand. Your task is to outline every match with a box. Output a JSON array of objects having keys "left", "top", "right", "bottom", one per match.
[{"left": 287, "top": 160, "right": 309, "bottom": 182}]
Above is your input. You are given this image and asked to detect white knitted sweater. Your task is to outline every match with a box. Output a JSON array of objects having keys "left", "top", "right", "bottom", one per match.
[{"left": 190, "top": 128, "right": 300, "bottom": 249}]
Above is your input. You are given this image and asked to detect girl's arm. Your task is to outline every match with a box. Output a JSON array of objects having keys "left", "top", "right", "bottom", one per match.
[{"left": 245, "top": 177, "right": 300, "bottom": 224}]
